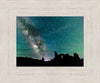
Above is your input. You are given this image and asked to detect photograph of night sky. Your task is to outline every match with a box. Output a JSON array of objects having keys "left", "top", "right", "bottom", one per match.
[{"left": 17, "top": 16, "right": 84, "bottom": 66}]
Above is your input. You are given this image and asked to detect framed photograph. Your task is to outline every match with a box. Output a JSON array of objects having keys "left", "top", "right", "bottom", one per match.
[
  {"left": 0, "top": 0, "right": 100, "bottom": 83},
  {"left": 16, "top": 16, "right": 84, "bottom": 67}
]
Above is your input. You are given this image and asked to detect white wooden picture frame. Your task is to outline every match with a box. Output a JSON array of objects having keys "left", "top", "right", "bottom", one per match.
[{"left": 0, "top": 0, "right": 100, "bottom": 83}]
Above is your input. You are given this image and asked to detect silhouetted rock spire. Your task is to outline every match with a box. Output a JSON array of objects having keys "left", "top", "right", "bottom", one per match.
[
  {"left": 42, "top": 57, "right": 44, "bottom": 62},
  {"left": 54, "top": 51, "right": 58, "bottom": 57},
  {"left": 74, "top": 53, "right": 80, "bottom": 60}
]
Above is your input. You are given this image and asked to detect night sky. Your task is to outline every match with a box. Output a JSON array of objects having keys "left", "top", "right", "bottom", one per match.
[{"left": 17, "top": 16, "right": 83, "bottom": 61}]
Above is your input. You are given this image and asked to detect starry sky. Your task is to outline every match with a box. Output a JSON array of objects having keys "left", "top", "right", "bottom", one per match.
[{"left": 17, "top": 16, "right": 83, "bottom": 61}]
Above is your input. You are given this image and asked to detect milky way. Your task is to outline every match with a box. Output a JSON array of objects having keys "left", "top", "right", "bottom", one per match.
[
  {"left": 17, "top": 17, "right": 51, "bottom": 61},
  {"left": 17, "top": 16, "right": 83, "bottom": 60}
]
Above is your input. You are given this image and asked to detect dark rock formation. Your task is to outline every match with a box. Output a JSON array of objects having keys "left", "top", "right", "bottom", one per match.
[{"left": 17, "top": 51, "right": 84, "bottom": 67}]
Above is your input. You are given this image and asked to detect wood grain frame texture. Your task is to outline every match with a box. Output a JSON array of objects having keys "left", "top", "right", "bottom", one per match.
[{"left": 0, "top": 0, "right": 100, "bottom": 83}]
